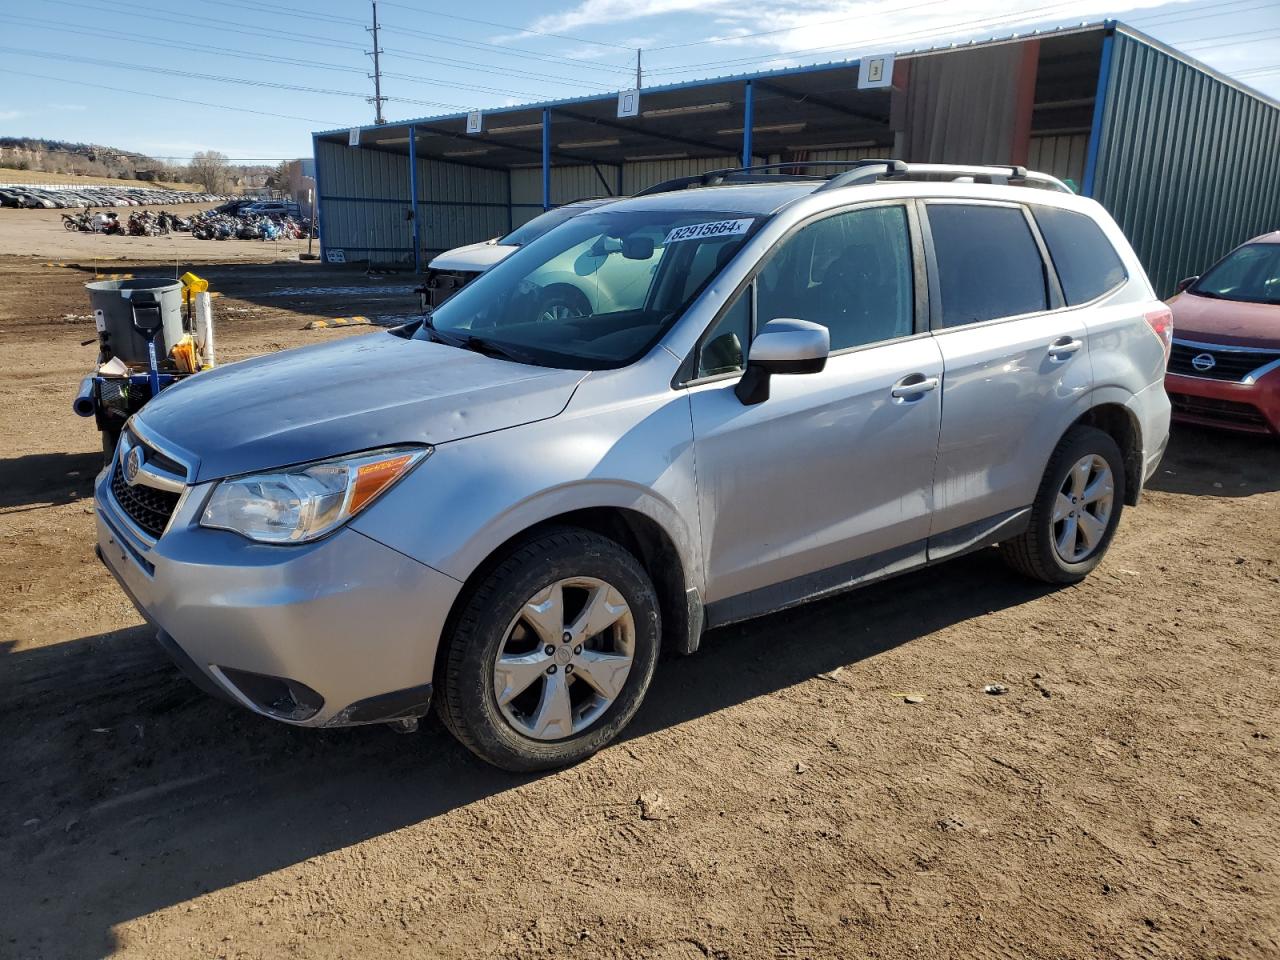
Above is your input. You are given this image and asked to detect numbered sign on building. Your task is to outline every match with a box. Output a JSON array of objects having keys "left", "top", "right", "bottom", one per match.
[
  {"left": 617, "top": 89, "right": 640, "bottom": 118},
  {"left": 857, "top": 54, "right": 895, "bottom": 89},
  {"left": 348, "top": 127, "right": 361, "bottom": 147},
  {"left": 466, "top": 110, "right": 483, "bottom": 134}
]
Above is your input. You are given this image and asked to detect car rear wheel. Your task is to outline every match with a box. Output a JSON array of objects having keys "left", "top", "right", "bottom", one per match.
[
  {"left": 436, "top": 528, "right": 660, "bottom": 772},
  {"left": 1001, "top": 425, "right": 1126, "bottom": 584}
]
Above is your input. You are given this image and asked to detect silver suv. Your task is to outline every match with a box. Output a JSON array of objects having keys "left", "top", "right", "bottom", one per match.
[{"left": 95, "top": 161, "right": 1172, "bottom": 771}]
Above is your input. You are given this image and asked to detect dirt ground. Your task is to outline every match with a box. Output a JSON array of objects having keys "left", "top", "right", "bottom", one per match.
[{"left": 0, "top": 230, "right": 1277, "bottom": 960}]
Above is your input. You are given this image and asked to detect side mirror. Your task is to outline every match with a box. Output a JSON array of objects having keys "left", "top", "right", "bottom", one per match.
[
  {"left": 735, "top": 318, "right": 829, "bottom": 405},
  {"left": 1175, "top": 276, "right": 1199, "bottom": 294}
]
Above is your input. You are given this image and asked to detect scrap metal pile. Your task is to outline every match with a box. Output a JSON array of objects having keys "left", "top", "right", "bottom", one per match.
[
  {"left": 186, "top": 209, "right": 313, "bottom": 241},
  {"left": 59, "top": 207, "right": 313, "bottom": 240}
]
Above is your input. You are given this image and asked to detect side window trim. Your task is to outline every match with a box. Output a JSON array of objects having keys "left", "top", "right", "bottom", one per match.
[
  {"left": 678, "top": 199, "right": 925, "bottom": 387},
  {"left": 921, "top": 198, "right": 1061, "bottom": 333},
  {"left": 1018, "top": 203, "right": 1065, "bottom": 310}
]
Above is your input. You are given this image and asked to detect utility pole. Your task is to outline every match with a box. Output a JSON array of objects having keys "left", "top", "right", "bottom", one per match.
[
  {"left": 635, "top": 48, "right": 642, "bottom": 90},
  {"left": 366, "top": 0, "right": 387, "bottom": 125}
]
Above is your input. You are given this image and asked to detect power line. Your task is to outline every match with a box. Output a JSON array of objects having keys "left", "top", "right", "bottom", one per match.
[
  {"left": 1181, "top": 28, "right": 1280, "bottom": 49},
  {"left": 378, "top": 21, "right": 636, "bottom": 74},
  {"left": 0, "top": 45, "right": 469, "bottom": 109},
  {"left": 643, "top": 0, "right": 1280, "bottom": 78},
  {"left": 377, "top": 0, "right": 634, "bottom": 50},
  {"left": 35, "top": 0, "right": 630, "bottom": 86},
  {"left": 648, "top": 0, "right": 951, "bottom": 52},
  {"left": 643, "top": 0, "right": 1093, "bottom": 75},
  {"left": 107, "top": 0, "right": 635, "bottom": 75},
  {"left": 0, "top": 66, "right": 341, "bottom": 124},
  {"left": 4, "top": 14, "right": 580, "bottom": 101},
  {"left": 1130, "top": 0, "right": 1280, "bottom": 27},
  {"left": 3, "top": 14, "right": 601, "bottom": 97}
]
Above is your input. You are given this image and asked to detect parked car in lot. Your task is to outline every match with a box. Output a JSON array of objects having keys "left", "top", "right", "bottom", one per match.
[
  {"left": 240, "top": 199, "right": 301, "bottom": 219},
  {"left": 0, "top": 184, "right": 235, "bottom": 209},
  {"left": 95, "top": 161, "right": 1171, "bottom": 771},
  {"left": 1165, "top": 232, "right": 1280, "bottom": 435},
  {"left": 420, "top": 198, "right": 618, "bottom": 309}
]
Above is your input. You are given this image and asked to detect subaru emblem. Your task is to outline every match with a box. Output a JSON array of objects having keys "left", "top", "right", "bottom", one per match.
[
  {"left": 1190, "top": 352, "right": 1216, "bottom": 372},
  {"left": 125, "top": 446, "right": 144, "bottom": 486}
]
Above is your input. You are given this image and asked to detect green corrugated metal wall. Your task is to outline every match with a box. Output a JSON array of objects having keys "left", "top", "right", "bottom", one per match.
[{"left": 1093, "top": 31, "right": 1280, "bottom": 297}]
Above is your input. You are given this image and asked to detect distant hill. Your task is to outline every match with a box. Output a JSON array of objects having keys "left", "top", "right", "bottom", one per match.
[
  {"left": 0, "top": 166, "right": 202, "bottom": 192},
  {"left": 0, "top": 137, "right": 180, "bottom": 183}
]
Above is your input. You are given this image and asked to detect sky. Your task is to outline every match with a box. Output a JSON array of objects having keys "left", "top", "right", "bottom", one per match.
[{"left": 0, "top": 0, "right": 1277, "bottom": 163}]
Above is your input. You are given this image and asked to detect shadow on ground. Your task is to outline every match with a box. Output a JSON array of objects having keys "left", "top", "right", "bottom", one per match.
[
  {"left": 1147, "top": 423, "right": 1280, "bottom": 498},
  {"left": 59, "top": 260, "right": 423, "bottom": 326},
  {"left": 0, "top": 451, "right": 104, "bottom": 510},
  {"left": 0, "top": 548, "right": 1053, "bottom": 958}
]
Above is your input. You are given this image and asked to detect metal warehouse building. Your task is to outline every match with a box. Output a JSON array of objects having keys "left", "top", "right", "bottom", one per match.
[{"left": 312, "top": 20, "right": 1280, "bottom": 296}]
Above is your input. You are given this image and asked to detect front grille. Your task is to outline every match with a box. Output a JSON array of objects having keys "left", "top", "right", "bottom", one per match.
[
  {"left": 1168, "top": 342, "right": 1280, "bottom": 382},
  {"left": 1169, "top": 392, "right": 1269, "bottom": 429},
  {"left": 129, "top": 432, "right": 187, "bottom": 477},
  {"left": 110, "top": 460, "right": 181, "bottom": 538}
]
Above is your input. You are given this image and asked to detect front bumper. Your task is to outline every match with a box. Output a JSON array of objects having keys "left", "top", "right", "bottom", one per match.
[
  {"left": 94, "top": 467, "right": 463, "bottom": 727},
  {"left": 1165, "top": 370, "right": 1280, "bottom": 436}
]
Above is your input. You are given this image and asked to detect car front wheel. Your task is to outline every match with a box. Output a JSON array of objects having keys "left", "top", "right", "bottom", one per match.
[{"left": 436, "top": 528, "right": 660, "bottom": 771}]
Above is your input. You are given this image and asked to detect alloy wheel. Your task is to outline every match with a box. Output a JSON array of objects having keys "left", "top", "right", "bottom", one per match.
[
  {"left": 493, "top": 577, "right": 635, "bottom": 741},
  {"left": 1052, "top": 454, "right": 1115, "bottom": 563}
]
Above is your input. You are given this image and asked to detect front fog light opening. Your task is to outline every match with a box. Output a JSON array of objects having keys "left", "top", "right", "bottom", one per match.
[{"left": 218, "top": 666, "right": 325, "bottom": 721}]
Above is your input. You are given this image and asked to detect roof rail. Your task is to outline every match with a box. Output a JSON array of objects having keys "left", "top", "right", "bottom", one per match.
[
  {"left": 816, "top": 161, "right": 1072, "bottom": 193},
  {"left": 635, "top": 158, "right": 1072, "bottom": 197},
  {"left": 635, "top": 159, "right": 893, "bottom": 197}
]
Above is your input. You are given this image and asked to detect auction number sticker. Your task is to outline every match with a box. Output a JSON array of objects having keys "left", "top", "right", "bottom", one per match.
[{"left": 664, "top": 218, "right": 754, "bottom": 244}]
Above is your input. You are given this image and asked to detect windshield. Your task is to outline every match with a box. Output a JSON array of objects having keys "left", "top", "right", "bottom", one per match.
[
  {"left": 416, "top": 208, "right": 759, "bottom": 369},
  {"left": 499, "top": 205, "right": 592, "bottom": 246},
  {"left": 1192, "top": 243, "right": 1280, "bottom": 305}
]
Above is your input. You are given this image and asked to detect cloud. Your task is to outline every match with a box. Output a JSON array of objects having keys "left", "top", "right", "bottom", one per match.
[
  {"left": 0, "top": 109, "right": 24, "bottom": 121},
  {"left": 532, "top": 0, "right": 740, "bottom": 33}
]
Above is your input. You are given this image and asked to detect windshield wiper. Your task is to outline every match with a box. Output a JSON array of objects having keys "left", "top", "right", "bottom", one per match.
[{"left": 422, "top": 315, "right": 534, "bottom": 364}]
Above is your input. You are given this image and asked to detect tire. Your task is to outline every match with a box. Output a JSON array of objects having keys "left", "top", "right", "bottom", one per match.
[
  {"left": 436, "top": 527, "right": 661, "bottom": 772},
  {"left": 1001, "top": 425, "right": 1126, "bottom": 584},
  {"left": 535, "top": 286, "right": 590, "bottom": 324}
]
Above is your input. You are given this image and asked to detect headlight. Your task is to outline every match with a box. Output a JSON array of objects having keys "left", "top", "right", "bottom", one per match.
[{"left": 200, "top": 446, "right": 430, "bottom": 544}]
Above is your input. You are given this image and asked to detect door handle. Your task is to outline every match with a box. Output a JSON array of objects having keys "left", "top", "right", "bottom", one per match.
[
  {"left": 891, "top": 374, "right": 939, "bottom": 399},
  {"left": 1048, "top": 336, "right": 1083, "bottom": 360}
]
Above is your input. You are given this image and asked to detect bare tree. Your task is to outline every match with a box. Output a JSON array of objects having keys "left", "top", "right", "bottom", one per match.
[{"left": 188, "top": 150, "right": 230, "bottom": 193}]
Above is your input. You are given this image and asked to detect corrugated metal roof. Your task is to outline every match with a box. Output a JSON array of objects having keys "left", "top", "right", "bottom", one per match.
[{"left": 315, "top": 21, "right": 1112, "bottom": 137}]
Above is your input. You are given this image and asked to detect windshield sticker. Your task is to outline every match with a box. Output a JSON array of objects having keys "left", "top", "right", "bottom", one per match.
[{"left": 663, "top": 218, "right": 754, "bottom": 244}]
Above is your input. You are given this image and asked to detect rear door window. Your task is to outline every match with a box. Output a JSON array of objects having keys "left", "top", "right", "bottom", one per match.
[
  {"left": 1032, "top": 205, "right": 1127, "bottom": 305},
  {"left": 927, "top": 204, "right": 1049, "bottom": 327}
]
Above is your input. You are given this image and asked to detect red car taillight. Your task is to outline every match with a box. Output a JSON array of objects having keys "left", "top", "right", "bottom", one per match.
[{"left": 1145, "top": 306, "right": 1173, "bottom": 365}]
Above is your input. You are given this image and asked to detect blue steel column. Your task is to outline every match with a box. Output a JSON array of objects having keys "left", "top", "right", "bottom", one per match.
[
  {"left": 408, "top": 125, "right": 421, "bottom": 273},
  {"left": 542, "top": 108, "right": 552, "bottom": 211},
  {"left": 742, "top": 80, "right": 754, "bottom": 168},
  {"left": 1082, "top": 24, "right": 1117, "bottom": 197},
  {"left": 311, "top": 133, "right": 325, "bottom": 263}
]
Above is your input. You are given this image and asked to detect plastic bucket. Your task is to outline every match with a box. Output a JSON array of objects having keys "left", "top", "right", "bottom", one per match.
[{"left": 86, "top": 277, "right": 184, "bottom": 366}]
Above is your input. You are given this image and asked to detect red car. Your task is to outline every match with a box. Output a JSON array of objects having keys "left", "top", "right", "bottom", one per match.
[{"left": 1166, "top": 231, "right": 1280, "bottom": 435}]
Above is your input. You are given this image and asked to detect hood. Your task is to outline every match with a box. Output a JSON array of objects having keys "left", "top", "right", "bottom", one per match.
[
  {"left": 134, "top": 333, "right": 586, "bottom": 482},
  {"left": 1169, "top": 291, "right": 1280, "bottom": 348},
  {"left": 427, "top": 239, "right": 516, "bottom": 273}
]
